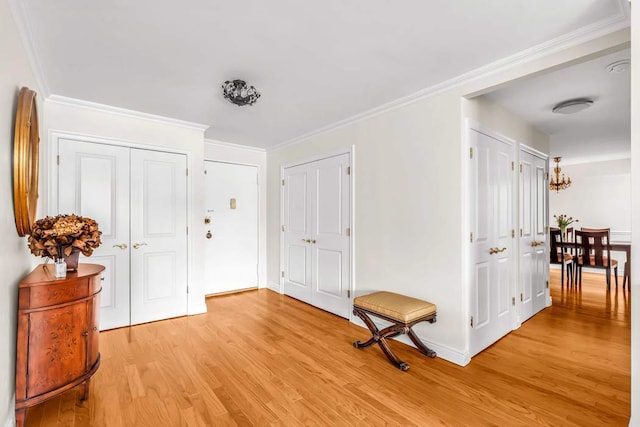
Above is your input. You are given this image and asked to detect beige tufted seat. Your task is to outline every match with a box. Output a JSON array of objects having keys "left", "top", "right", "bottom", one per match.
[{"left": 352, "top": 291, "right": 437, "bottom": 371}]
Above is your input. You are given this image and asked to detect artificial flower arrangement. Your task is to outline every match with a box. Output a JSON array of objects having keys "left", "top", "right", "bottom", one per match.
[
  {"left": 27, "top": 214, "right": 102, "bottom": 261},
  {"left": 553, "top": 214, "right": 578, "bottom": 235}
]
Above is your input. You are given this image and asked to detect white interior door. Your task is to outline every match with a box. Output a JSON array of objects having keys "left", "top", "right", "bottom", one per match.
[
  {"left": 59, "top": 140, "right": 188, "bottom": 329},
  {"left": 469, "top": 128, "right": 515, "bottom": 357},
  {"left": 283, "top": 153, "right": 351, "bottom": 318},
  {"left": 58, "top": 140, "right": 131, "bottom": 330},
  {"left": 203, "top": 161, "right": 258, "bottom": 294},
  {"left": 283, "top": 162, "right": 313, "bottom": 304},
  {"left": 519, "top": 150, "right": 548, "bottom": 323},
  {"left": 130, "top": 149, "right": 188, "bottom": 325}
]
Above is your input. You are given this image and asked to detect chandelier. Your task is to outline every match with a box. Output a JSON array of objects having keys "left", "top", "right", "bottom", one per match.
[
  {"left": 549, "top": 157, "right": 571, "bottom": 192},
  {"left": 222, "top": 79, "right": 260, "bottom": 106}
]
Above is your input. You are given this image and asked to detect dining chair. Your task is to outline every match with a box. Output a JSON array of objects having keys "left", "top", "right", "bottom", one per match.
[
  {"left": 581, "top": 227, "right": 628, "bottom": 288},
  {"left": 549, "top": 227, "right": 574, "bottom": 287},
  {"left": 574, "top": 230, "right": 618, "bottom": 289}
]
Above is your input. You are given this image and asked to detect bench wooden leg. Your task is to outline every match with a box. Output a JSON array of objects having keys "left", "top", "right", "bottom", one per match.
[
  {"left": 407, "top": 328, "right": 436, "bottom": 358},
  {"left": 353, "top": 307, "right": 410, "bottom": 371}
]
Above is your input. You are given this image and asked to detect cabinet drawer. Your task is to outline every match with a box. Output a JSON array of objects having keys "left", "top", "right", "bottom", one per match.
[{"left": 28, "top": 279, "right": 90, "bottom": 308}]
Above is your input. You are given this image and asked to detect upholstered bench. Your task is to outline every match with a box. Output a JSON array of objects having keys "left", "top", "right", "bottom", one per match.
[{"left": 353, "top": 291, "right": 437, "bottom": 371}]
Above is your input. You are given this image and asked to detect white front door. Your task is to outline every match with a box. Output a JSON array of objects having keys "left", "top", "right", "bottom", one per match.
[
  {"left": 58, "top": 139, "right": 188, "bottom": 329},
  {"left": 130, "top": 149, "right": 188, "bottom": 324},
  {"left": 58, "top": 140, "right": 131, "bottom": 330},
  {"left": 469, "top": 128, "right": 515, "bottom": 357},
  {"left": 203, "top": 161, "right": 258, "bottom": 294},
  {"left": 519, "top": 150, "right": 549, "bottom": 322},
  {"left": 283, "top": 153, "right": 351, "bottom": 318}
]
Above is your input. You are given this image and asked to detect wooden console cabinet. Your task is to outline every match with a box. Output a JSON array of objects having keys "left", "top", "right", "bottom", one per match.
[{"left": 15, "top": 263, "right": 104, "bottom": 427}]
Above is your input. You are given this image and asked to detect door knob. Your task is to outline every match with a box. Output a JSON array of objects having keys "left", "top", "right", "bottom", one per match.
[
  {"left": 132, "top": 243, "right": 147, "bottom": 249},
  {"left": 206, "top": 231, "right": 212, "bottom": 239},
  {"left": 112, "top": 243, "right": 127, "bottom": 250},
  {"left": 301, "top": 239, "right": 310, "bottom": 243},
  {"left": 310, "top": 239, "right": 316, "bottom": 244}
]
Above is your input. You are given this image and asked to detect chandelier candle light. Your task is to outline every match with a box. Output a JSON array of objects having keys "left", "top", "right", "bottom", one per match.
[
  {"left": 222, "top": 79, "right": 261, "bottom": 106},
  {"left": 549, "top": 157, "right": 571, "bottom": 192}
]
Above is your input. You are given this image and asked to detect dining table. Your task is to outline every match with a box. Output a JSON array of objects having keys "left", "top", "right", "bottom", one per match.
[{"left": 556, "top": 240, "right": 631, "bottom": 288}]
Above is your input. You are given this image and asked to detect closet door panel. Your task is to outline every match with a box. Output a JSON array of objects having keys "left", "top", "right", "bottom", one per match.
[
  {"left": 58, "top": 140, "right": 130, "bottom": 330},
  {"left": 130, "top": 149, "right": 188, "bottom": 325}
]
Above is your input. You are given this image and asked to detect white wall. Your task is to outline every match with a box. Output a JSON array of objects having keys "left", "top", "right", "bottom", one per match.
[
  {"left": 630, "top": 2, "right": 639, "bottom": 424},
  {"left": 549, "top": 159, "right": 631, "bottom": 238},
  {"left": 204, "top": 140, "right": 268, "bottom": 288},
  {"left": 43, "top": 99, "right": 209, "bottom": 316},
  {"left": 0, "top": 0, "right": 41, "bottom": 425},
  {"left": 267, "top": 31, "right": 627, "bottom": 366}
]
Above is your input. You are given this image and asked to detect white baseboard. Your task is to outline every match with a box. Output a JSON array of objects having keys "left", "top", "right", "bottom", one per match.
[{"left": 350, "top": 317, "right": 469, "bottom": 367}]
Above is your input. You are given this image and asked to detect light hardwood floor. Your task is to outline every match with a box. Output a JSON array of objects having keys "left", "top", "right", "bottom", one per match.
[{"left": 24, "top": 270, "right": 630, "bottom": 426}]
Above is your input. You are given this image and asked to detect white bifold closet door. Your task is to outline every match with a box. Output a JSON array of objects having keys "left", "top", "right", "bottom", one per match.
[
  {"left": 282, "top": 153, "right": 351, "bottom": 318},
  {"left": 519, "top": 149, "right": 548, "bottom": 323},
  {"left": 468, "top": 128, "right": 515, "bottom": 357},
  {"left": 58, "top": 139, "right": 188, "bottom": 330}
]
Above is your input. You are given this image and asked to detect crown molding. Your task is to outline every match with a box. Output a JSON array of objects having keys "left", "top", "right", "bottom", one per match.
[
  {"left": 46, "top": 95, "right": 209, "bottom": 132},
  {"left": 269, "top": 6, "right": 630, "bottom": 152},
  {"left": 204, "top": 138, "right": 266, "bottom": 153},
  {"left": 8, "top": 0, "right": 50, "bottom": 97},
  {"left": 558, "top": 152, "right": 631, "bottom": 166}
]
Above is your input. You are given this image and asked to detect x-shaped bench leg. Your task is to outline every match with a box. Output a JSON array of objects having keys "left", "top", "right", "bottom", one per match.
[{"left": 352, "top": 307, "right": 410, "bottom": 371}]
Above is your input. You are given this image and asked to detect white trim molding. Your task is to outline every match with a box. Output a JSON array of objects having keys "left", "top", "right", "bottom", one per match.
[
  {"left": 46, "top": 96, "right": 209, "bottom": 132},
  {"left": 204, "top": 139, "right": 266, "bottom": 153}
]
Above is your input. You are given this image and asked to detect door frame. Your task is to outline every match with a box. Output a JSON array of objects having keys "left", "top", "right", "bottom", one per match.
[
  {"left": 464, "top": 119, "right": 518, "bottom": 362},
  {"left": 48, "top": 130, "right": 195, "bottom": 312},
  {"left": 278, "top": 146, "right": 355, "bottom": 320},
  {"left": 203, "top": 159, "right": 260, "bottom": 294}
]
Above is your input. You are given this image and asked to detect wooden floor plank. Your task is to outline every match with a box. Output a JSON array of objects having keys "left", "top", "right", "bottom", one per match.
[{"left": 25, "top": 270, "right": 630, "bottom": 426}]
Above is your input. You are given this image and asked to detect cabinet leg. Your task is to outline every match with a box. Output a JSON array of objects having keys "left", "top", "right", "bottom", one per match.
[
  {"left": 79, "top": 379, "right": 91, "bottom": 401},
  {"left": 16, "top": 408, "right": 26, "bottom": 427}
]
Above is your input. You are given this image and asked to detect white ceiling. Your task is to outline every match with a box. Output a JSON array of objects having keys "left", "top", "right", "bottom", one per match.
[
  {"left": 484, "top": 47, "right": 631, "bottom": 164},
  {"left": 17, "top": 0, "right": 630, "bottom": 148}
]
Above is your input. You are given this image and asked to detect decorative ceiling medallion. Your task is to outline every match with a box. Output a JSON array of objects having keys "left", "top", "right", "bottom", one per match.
[{"left": 222, "top": 79, "right": 261, "bottom": 106}]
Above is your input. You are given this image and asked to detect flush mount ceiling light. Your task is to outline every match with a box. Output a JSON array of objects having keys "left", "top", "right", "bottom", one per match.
[
  {"left": 605, "top": 59, "right": 630, "bottom": 73},
  {"left": 222, "top": 79, "right": 261, "bottom": 106},
  {"left": 551, "top": 98, "right": 593, "bottom": 115}
]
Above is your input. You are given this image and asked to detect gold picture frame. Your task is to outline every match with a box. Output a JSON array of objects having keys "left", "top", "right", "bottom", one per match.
[{"left": 13, "top": 87, "right": 39, "bottom": 237}]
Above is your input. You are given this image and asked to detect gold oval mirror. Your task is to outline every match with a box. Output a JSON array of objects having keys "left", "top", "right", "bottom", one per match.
[{"left": 13, "top": 87, "right": 39, "bottom": 237}]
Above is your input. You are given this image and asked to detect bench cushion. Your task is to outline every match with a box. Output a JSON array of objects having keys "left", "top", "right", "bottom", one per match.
[{"left": 354, "top": 291, "right": 436, "bottom": 323}]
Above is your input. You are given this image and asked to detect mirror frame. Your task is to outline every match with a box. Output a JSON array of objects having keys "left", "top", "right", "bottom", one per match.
[{"left": 13, "top": 87, "right": 39, "bottom": 237}]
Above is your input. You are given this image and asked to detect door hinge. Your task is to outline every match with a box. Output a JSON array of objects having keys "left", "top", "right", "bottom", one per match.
[
  {"left": 281, "top": 271, "right": 285, "bottom": 278},
  {"left": 511, "top": 161, "right": 514, "bottom": 171},
  {"left": 282, "top": 179, "right": 285, "bottom": 186},
  {"left": 470, "top": 232, "right": 473, "bottom": 243},
  {"left": 520, "top": 293, "right": 523, "bottom": 302},
  {"left": 512, "top": 297, "right": 515, "bottom": 306},
  {"left": 347, "top": 166, "right": 351, "bottom": 175},
  {"left": 519, "top": 163, "right": 523, "bottom": 173},
  {"left": 346, "top": 227, "right": 351, "bottom": 236},
  {"left": 347, "top": 290, "right": 351, "bottom": 298},
  {"left": 470, "top": 147, "right": 473, "bottom": 159},
  {"left": 470, "top": 316, "right": 474, "bottom": 328},
  {"left": 520, "top": 229, "right": 523, "bottom": 237},
  {"left": 186, "top": 168, "right": 188, "bottom": 176},
  {"left": 186, "top": 226, "right": 188, "bottom": 235},
  {"left": 204, "top": 169, "right": 207, "bottom": 174},
  {"left": 546, "top": 280, "right": 549, "bottom": 289},
  {"left": 545, "top": 226, "right": 549, "bottom": 233},
  {"left": 511, "top": 229, "right": 515, "bottom": 238},
  {"left": 57, "top": 155, "right": 60, "bottom": 165},
  {"left": 545, "top": 172, "right": 549, "bottom": 180},
  {"left": 281, "top": 225, "right": 285, "bottom": 232}
]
